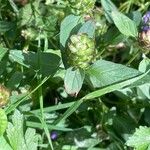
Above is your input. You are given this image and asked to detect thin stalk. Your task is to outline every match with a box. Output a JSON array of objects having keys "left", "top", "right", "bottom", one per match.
[
  {"left": 37, "top": 36, "right": 54, "bottom": 150},
  {"left": 126, "top": 49, "right": 140, "bottom": 66},
  {"left": 5, "top": 76, "right": 50, "bottom": 114}
]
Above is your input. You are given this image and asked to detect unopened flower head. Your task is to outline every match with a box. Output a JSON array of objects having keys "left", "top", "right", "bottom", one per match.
[{"left": 67, "top": 33, "right": 95, "bottom": 69}]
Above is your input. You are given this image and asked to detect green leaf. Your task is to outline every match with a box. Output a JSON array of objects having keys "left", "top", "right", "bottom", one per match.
[
  {"left": 6, "top": 110, "right": 39, "bottom": 150},
  {"left": 137, "top": 58, "right": 150, "bottom": 99},
  {"left": 19, "top": 3, "right": 33, "bottom": 26},
  {"left": 101, "top": 0, "right": 118, "bottom": 23},
  {"left": 0, "top": 47, "right": 7, "bottom": 61},
  {"left": 24, "top": 128, "right": 39, "bottom": 150},
  {"left": 6, "top": 110, "right": 24, "bottom": 150},
  {"left": 78, "top": 20, "right": 96, "bottom": 38},
  {"left": 0, "top": 136, "right": 12, "bottom": 150},
  {"left": 0, "top": 109, "right": 7, "bottom": 136},
  {"left": 64, "top": 68, "right": 85, "bottom": 96},
  {"left": 126, "top": 126, "right": 150, "bottom": 150},
  {"left": 0, "top": 60, "right": 7, "bottom": 75},
  {"left": 111, "top": 11, "right": 138, "bottom": 37},
  {"left": 7, "top": 71, "right": 23, "bottom": 89},
  {"left": 130, "top": 11, "right": 142, "bottom": 26},
  {"left": 113, "top": 115, "right": 136, "bottom": 140},
  {"left": 86, "top": 60, "right": 141, "bottom": 88},
  {"left": 139, "top": 58, "right": 150, "bottom": 73},
  {"left": 56, "top": 70, "right": 149, "bottom": 125},
  {"left": 9, "top": 50, "right": 60, "bottom": 76},
  {"left": 104, "top": 26, "right": 127, "bottom": 45},
  {"left": 60, "top": 15, "right": 81, "bottom": 48},
  {"left": 137, "top": 83, "right": 150, "bottom": 99},
  {"left": 84, "top": 70, "right": 149, "bottom": 100},
  {"left": 0, "top": 21, "right": 15, "bottom": 33}
]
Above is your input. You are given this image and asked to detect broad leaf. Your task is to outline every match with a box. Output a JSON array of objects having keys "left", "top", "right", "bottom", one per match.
[
  {"left": 86, "top": 60, "right": 141, "bottom": 88},
  {"left": 126, "top": 126, "right": 150, "bottom": 150},
  {"left": 78, "top": 20, "right": 96, "bottom": 38},
  {"left": 130, "top": 11, "right": 142, "bottom": 26},
  {"left": 60, "top": 15, "right": 81, "bottom": 47},
  {"left": 137, "top": 58, "right": 150, "bottom": 99},
  {"left": 101, "top": 0, "right": 118, "bottom": 23},
  {"left": 7, "top": 71, "right": 23, "bottom": 89},
  {"left": 111, "top": 11, "right": 138, "bottom": 37},
  {"left": 139, "top": 58, "right": 150, "bottom": 73},
  {"left": 64, "top": 68, "right": 85, "bottom": 96},
  {"left": 0, "top": 109, "right": 7, "bottom": 136},
  {"left": 9, "top": 50, "right": 60, "bottom": 76}
]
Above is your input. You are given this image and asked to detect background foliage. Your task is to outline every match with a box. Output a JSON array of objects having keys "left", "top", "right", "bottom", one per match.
[{"left": 0, "top": 0, "right": 150, "bottom": 150}]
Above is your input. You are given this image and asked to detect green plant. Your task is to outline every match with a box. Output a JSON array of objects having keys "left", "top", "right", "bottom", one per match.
[{"left": 0, "top": 0, "right": 150, "bottom": 150}]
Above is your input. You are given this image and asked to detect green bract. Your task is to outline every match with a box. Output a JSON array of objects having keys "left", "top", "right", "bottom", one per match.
[
  {"left": 67, "top": 34, "right": 95, "bottom": 69},
  {"left": 67, "top": 0, "right": 96, "bottom": 15}
]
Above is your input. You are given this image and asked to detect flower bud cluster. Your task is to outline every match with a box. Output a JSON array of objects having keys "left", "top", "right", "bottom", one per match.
[{"left": 67, "top": 34, "right": 95, "bottom": 69}]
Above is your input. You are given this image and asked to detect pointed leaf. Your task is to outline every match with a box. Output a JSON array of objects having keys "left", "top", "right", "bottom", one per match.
[
  {"left": 111, "top": 11, "right": 138, "bottom": 37},
  {"left": 101, "top": 0, "right": 118, "bottom": 23},
  {"left": 60, "top": 15, "right": 81, "bottom": 47},
  {"left": 86, "top": 60, "right": 141, "bottom": 88},
  {"left": 9, "top": 50, "right": 60, "bottom": 76},
  {"left": 64, "top": 68, "right": 85, "bottom": 96},
  {"left": 78, "top": 20, "right": 96, "bottom": 38}
]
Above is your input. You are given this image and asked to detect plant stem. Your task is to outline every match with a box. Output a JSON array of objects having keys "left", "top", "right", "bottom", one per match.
[
  {"left": 37, "top": 36, "right": 54, "bottom": 150},
  {"left": 126, "top": 49, "right": 140, "bottom": 66}
]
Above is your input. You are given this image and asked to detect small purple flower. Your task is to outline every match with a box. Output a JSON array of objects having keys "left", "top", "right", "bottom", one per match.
[
  {"left": 50, "top": 131, "right": 58, "bottom": 140},
  {"left": 142, "top": 11, "right": 150, "bottom": 24},
  {"left": 141, "top": 26, "right": 150, "bottom": 32}
]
